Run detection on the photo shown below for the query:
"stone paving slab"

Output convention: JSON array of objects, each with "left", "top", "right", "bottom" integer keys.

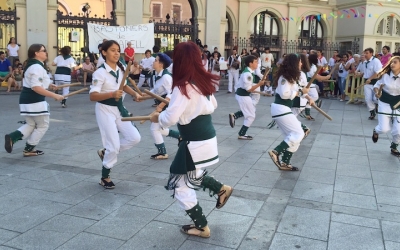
[{"left": 0, "top": 93, "right": 400, "bottom": 249}]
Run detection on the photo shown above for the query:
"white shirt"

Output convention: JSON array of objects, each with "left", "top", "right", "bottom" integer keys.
[
  {"left": 96, "top": 56, "right": 105, "bottom": 68},
  {"left": 260, "top": 53, "right": 274, "bottom": 68},
  {"left": 140, "top": 57, "right": 156, "bottom": 72},
  {"left": 53, "top": 55, "right": 76, "bottom": 69},
  {"left": 307, "top": 64, "right": 318, "bottom": 86},
  {"left": 7, "top": 44, "right": 19, "bottom": 57},
  {"left": 328, "top": 57, "right": 336, "bottom": 68},
  {"left": 356, "top": 61, "right": 366, "bottom": 74},
  {"left": 363, "top": 57, "right": 382, "bottom": 78},
  {"left": 317, "top": 56, "right": 328, "bottom": 67},
  {"left": 90, "top": 62, "right": 126, "bottom": 94},
  {"left": 275, "top": 76, "right": 299, "bottom": 100},
  {"left": 167, "top": 63, "right": 173, "bottom": 74},
  {"left": 338, "top": 63, "right": 348, "bottom": 78},
  {"left": 236, "top": 67, "right": 254, "bottom": 91},
  {"left": 151, "top": 70, "right": 172, "bottom": 96},
  {"left": 374, "top": 72, "right": 400, "bottom": 96},
  {"left": 23, "top": 64, "right": 51, "bottom": 89},
  {"left": 159, "top": 84, "right": 217, "bottom": 127}
]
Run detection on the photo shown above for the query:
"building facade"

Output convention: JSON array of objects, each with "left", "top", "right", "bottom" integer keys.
[{"left": 1, "top": 0, "right": 399, "bottom": 64}]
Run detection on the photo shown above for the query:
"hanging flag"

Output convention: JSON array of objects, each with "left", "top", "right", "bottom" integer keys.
[
  {"left": 290, "top": 17, "right": 294, "bottom": 21},
  {"left": 361, "top": 14, "right": 365, "bottom": 17},
  {"left": 340, "top": 14, "right": 344, "bottom": 18},
  {"left": 369, "top": 14, "right": 372, "bottom": 17},
  {"left": 317, "top": 15, "right": 321, "bottom": 21},
  {"left": 323, "top": 13, "right": 327, "bottom": 20}
]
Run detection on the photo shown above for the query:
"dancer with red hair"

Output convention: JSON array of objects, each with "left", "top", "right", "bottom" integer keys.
[{"left": 150, "top": 41, "right": 233, "bottom": 238}]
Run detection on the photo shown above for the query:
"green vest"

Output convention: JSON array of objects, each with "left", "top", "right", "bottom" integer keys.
[{"left": 19, "top": 59, "right": 47, "bottom": 104}]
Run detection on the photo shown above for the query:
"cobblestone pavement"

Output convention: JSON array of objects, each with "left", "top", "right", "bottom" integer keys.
[{"left": 0, "top": 89, "right": 400, "bottom": 250}]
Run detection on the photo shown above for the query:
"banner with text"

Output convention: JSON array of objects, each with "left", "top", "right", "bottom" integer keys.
[{"left": 87, "top": 23, "right": 154, "bottom": 54}]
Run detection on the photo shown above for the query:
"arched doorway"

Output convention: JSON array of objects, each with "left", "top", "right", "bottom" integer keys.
[
  {"left": 298, "top": 16, "right": 324, "bottom": 48},
  {"left": 149, "top": 0, "right": 198, "bottom": 50},
  {"left": 250, "top": 11, "right": 280, "bottom": 58}
]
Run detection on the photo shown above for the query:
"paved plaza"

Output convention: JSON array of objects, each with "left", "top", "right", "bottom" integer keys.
[{"left": 0, "top": 88, "right": 400, "bottom": 250}]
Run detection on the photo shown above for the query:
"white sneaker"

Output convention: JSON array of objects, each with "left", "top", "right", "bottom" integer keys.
[{"left": 238, "top": 135, "right": 253, "bottom": 140}]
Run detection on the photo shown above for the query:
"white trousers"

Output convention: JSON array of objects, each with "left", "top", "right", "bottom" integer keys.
[
  {"left": 228, "top": 69, "right": 239, "bottom": 92},
  {"left": 174, "top": 168, "right": 205, "bottom": 210},
  {"left": 54, "top": 77, "right": 70, "bottom": 98},
  {"left": 364, "top": 84, "right": 377, "bottom": 111},
  {"left": 18, "top": 115, "right": 50, "bottom": 146},
  {"left": 375, "top": 114, "right": 400, "bottom": 144},
  {"left": 236, "top": 95, "right": 255, "bottom": 127},
  {"left": 273, "top": 112, "right": 304, "bottom": 152},
  {"left": 150, "top": 122, "right": 170, "bottom": 144},
  {"left": 95, "top": 103, "right": 141, "bottom": 169},
  {"left": 305, "top": 87, "right": 319, "bottom": 108},
  {"left": 291, "top": 107, "right": 305, "bottom": 117},
  {"left": 137, "top": 74, "right": 153, "bottom": 88}
]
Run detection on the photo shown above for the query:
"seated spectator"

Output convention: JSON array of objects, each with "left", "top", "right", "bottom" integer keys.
[
  {"left": 0, "top": 51, "right": 12, "bottom": 83},
  {"left": 129, "top": 60, "right": 141, "bottom": 81},
  {"left": 7, "top": 64, "right": 23, "bottom": 92},
  {"left": 81, "top": 56, "right": 96, "bottom": 86}
]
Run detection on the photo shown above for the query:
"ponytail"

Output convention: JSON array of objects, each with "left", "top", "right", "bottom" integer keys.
[{"left": 116, "top": 60, "right": 125, "bottom": 73}]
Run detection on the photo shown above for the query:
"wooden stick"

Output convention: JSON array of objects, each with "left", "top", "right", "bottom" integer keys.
[
  {"left": 306, "top": 66, "right": 323, "bottom": 88},
  {"left": 62, "top": 88, "right": 88, "bottom": 98},
  {"left": 393, "top": 100, "right": 400, "bottom": 109},
  {"left": 128, "top": 77, "right": 143, "bottom": 96},
  {"left": 138, "top": 95, "right": 154, "bottom": 101},
  {"left": 116, "top": 61, "right": 132, "bottom": 102},
  {"left": 56, "top": 83, "right": 81, "bottom": 88},
  {"left": 311, "top": 103, "right": 333, "bottom": 121},
  {"left": 261, "top": 67, "right": 270, "bottom": 81},
  {"left": 354, "top": 82, "right": 366, "bottom": 91},
  {"left": 140, "top": 111, "right": 157, "bottom": 124},
  {"left": 121, "top": 116, "right": 151, "bottom": 122},
  {"left": 143, "top": 89, "right": 169, "bottom": 105},
  {"left": 253, "top": 91, "right": 272, "bottom": 96}
]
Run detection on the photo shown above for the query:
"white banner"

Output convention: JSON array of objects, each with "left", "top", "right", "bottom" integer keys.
[{"left": 87, "top": 23, "right": 154, "bottom": 54}]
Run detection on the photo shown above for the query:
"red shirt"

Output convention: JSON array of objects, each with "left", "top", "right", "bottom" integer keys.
[{"left": 124, "top": 47, "right": 135, "bottom": 61}]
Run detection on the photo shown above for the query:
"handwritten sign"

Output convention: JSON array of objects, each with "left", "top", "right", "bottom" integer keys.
[{"left": 87, "top": 23, "right": 155, "bottom": 53}]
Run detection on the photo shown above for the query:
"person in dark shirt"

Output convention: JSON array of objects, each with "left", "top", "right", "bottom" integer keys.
[
  {"left": 0, "top": 51, "right": 12, "bottom": 81},
  {"left": 203, "top": 45, "right": 211, "bottom": 59}
]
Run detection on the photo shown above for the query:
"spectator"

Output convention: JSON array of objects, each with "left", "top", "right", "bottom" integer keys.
[
  {"left": 337, "top": 54, "right": 349, "bottom": 102},
  {"left": 276, "top": 53, "right": 286, "bottom": 67},
  {"left": 152, "top": 45, "right": 160, "bottom": 57},
  {"left": 240, "top": 48, "right": 249, "bottom": 58},
  {"left": 260, "top": 47, "right": 274, "bottom": 91},
  {"left": 380, "top": 46, "right": 392, "bottom": 67},
  {"left": 301, "top": 48, "right": 308, "bottom": 56},
  {"left": 124, "top": 42, "right": 135, "bottom": 64},
  {"left": 96, "top": 43, "right": 105, "bottom": 68},
  {"left": 13, "top": 58, "right": 20, "bottom": 69},
  {"left": 329, "top": 50, "right": 338, "bottom": 71},
  {"left": 7, "top": 37, "right": 19, "bottom": 66},
  {"left": 203, "top": 45, "right": 211, "bottom": 59},
  {"left": 81, "top": 56, "right": 96, "bottom": 86},
  {"left": 129, "top": 60, "right": 141, "bottom": 80},
  {"left": 0, "top": 51, "right": 12, "bottom": 86},
  {"left": 7, "top": 64, "right": 23, "bottom": 92},
  {"left": 209, "top": 52, "right": 220, "bottom": 92},
  {"left": 213, "top": 47, "right": 222, "bottom": 59}
]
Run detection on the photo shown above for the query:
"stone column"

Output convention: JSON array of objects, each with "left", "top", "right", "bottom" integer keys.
[
  {"left": 205, "top": 0, "right": 224, "bottom": 50},
  {"left": 114, "top": 0, "right": 126, "bottom": 26},
  {"left": 15, "top": 0, "right": 27, "bottom": 62},
  {"left": 26, "top": 0, "right": 48, "bottom": 46},
  {"left": 125, "top": 0, "right": 142, "bottom": 25},
  {"left": 237, "top": 0, "right": 249, "bottom": 39},
  {"left": 47, "top": 0, "right": 58, "bottom": 65},
  {"left": 286, "top": 4, "right": 298, "bottom": 41}
]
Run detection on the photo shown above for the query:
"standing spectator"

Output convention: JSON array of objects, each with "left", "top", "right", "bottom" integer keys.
[
  {"left": 328, "top": 50, "right": 338, "bottom": 71},
  {"left": 316, "top": 49, "right": 328, "bottom": 96},
  {"left": 7, "top": 37, "right": 19, "bottom": 66},
  {"left": 124, "top": 42, "right": 135, "bottom": 64},
  {"left": 152, "top": 45, "right": 160, "bottom": 57},
  {"left": 240, "top": 48, "right": 249, "bottom": 57},
  {"left": 337, "top": 54, "right": 349, "bottom": 102},
  {"left": 213, "top": 47, "right": 222, "bottom": 59},
  {"left": 260, "top": 47, "right": 274, "bottom": 91},
  {"left": 96, "top": 44, "right": 105, "bottom": 68},
  {"left": 276, "top": 54, "right": 286, "bottom": 67},
  {"left": 209, "top": 52, "right": 220, "bottom": 92},
  {"left": 81, "top": 56, "right": 96, "bottom": 86},
  {"left": 227, "top": 48, "right": 241, "bottom": 93},
  {"left": 201, "top": 52, "right": 208, "bottom": 72},
  {"left": 203, "top": 45, "right": 211, "bottom": 59},
  {"left": 380, "top": 46, "right": 392, "bottom": 67},
  {"left": 0, "top": 51, "right": 12, "bottom": 85},
  {"left": 301, "top": 48, "right": 308, "bottom": 56}
]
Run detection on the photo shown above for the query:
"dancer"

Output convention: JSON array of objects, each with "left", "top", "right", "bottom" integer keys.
[
  {"left": 362, "top": 48, "right": 383, "bottom": 120},
  {"left": 268, "top": 54, "right": 309, "bottom": 171},
  {"left": 304, "top": 54, "right": 331, "bottom": 120},
  {"left": 52, "top": 46, "right": 81, "bottom": 108},
  {"left": 372, "top": 56, "right": 400, "bottom": 156},
  {"left": 228, "top": 55, "right": 266, "bottom": 139},
  {"left": 150, "top": 41, "right": 232, "bottom": 238},
  {"left": 89, "top": 40, "right": 142, "bottom": 189},
  {"left": 4, "top": 44, "right": 64, "bottom": 156}
]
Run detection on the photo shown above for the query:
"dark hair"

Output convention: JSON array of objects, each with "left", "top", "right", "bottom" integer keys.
[
  {"left": 334, "top": 50, "right": 338, "bottom": 53},
  {"left": 101, "top": 40, "right": 125, "bottom": 73},
  {"left": 317, "top": 49, "right": 323, "bottom": 53},
  {"left": 164, "top": 50, "right": 173, "bottom": 60},
  {"left": 145, "top": 49, "right": 151, "bottom": 54},
  {"left": 347, "top": 50, "right": 353, "bottom": 56},
  {"left": 245, "top": 55, "right": 257, "bottom": 67},
  {"left": 0, "top": 51, "right": 4, "bottom": 56},
  {"left": 153, "top": 45, "right": 160, "bottom": 53},
  {"left": 383, "top": 46, "right": 390, "bottom": 51},
  {"left": 60, "top": 46, "right": 71, "bottom": 56},
  {"left": 302, "top": 48, "right": 307, "bottom": 51},
  {"left": 300, "top": 54, "right": 310, "bottom": 73},
  {"left": 8, "top": 37, "right": 15, "bottom": 45},
  {"left": 274, "top": 54, "right": 300, "bottom": 84},
  {"left": 28, "top": 44, "right": 45, "bottom": 59},
  {"left": 377, "top": 56, "right": 400, "bottom": 79},
  {"left": 265, "top": 47, "right": 270, "bottom": 51},
  {"left": 308, "top": 54, "right": 318, "bottom": 66},
  {"left": 204, "top": 45, "right": 208, "bottom": 48},
  {"left": 251, "top": 52, "right": 259, "bottom": 59},
  {"left": 172, "top": 41, "right": 220, "bottom": 98},
  {"left": 364, "top": 48, "right": 374, "bottom": 54},
  {"left": 393, "top": 52, "right": 400, "bottom": 56}
]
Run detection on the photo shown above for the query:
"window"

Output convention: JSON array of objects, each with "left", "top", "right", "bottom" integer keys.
[
  {"left": 152, "top": 4, "right": 161, "bottom": 18},
  {"left": 253, "top": 12, "right": 279, "bottom": 36},
  {"left": 298, "top": 16, "right": 324, "bottom": 45},
  {"left": 376, "top": 16, "right": 400, "bottom": 36},
  {"left": 173, "top": 5, "right": 181, "bottom": 22}
]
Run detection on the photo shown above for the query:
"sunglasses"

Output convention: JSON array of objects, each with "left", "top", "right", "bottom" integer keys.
[{"left": 39, "top": 49, "right": 47, "bottom": 52}]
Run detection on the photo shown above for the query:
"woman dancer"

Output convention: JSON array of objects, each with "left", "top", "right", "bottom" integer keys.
[
  {"left": 372, "top": 56, "right": 400, "bottom": 156},
  {"left": 150, "top": 41, "right": 233, "bottom": 238},
  {"left": 89, "top": 40, "right": 141, "bottom": 189},
  {"left": 4, "top": 44, "right": 64, "bottom": 156},
  {"left": 268, "top": 54, "right": 309, "bottom": 171}
]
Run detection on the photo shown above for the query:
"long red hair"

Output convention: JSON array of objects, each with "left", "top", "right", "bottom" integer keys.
[{"left": 172, "top": 41, "right": 219, "bottom": 98}]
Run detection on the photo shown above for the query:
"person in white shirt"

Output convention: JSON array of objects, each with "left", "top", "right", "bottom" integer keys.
[
  {"left": 316, "top": 49, "right": 328, "bottom": 96},
  {"left": 372, "top": 56, "right": 400, "bottom": 156},
  {"left": 260, "top": 47, "right": 274, "bottom": 91},
  {"left": 7, "top": 37, "right": 19, "bottom": 66},
  {"left": 137, "top": 49, "right": 155, "bottom": 88},
  {"left": 90, "top": 40, "right": 142, "bottom": 189},
  {"left": 227, "top": 48, "right": 241, "bottom": 93},
  {"left": 52, "top": 46, "right": 81, "bottom": 108},
  {"left": 328, "top": 50, "right": 338, "bottom": 71},
  {"left": 150, "top": 41, "right": 232, "bottom": 238},
  {"left": 209, "top": 52, "right": 220, "bottom": 92},
  {"left": 337, "top": 54, "right": 349, "bottom": 102},
  {"left": 361, "top": 48, "right": 383, "bottom": 120}
]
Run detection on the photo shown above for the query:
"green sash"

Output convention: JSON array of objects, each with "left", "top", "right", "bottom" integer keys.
[
  {"left": 274, "top": 93, "right": 293, "bottom": 108},
  {"left": 292, "top": 81, "right": 301, "bottom": 108},
  {"left": 19, "top": 87, "right": 45, "bottom": 104},
  {"left": 55, "top": 67, "right": 71, "bottom": 75},
  {"left": 380, "top": 90, "right": 400, "bottom": 109},
  {"left": 63, "top": 55, "right": 72, "bottom": 60}
]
